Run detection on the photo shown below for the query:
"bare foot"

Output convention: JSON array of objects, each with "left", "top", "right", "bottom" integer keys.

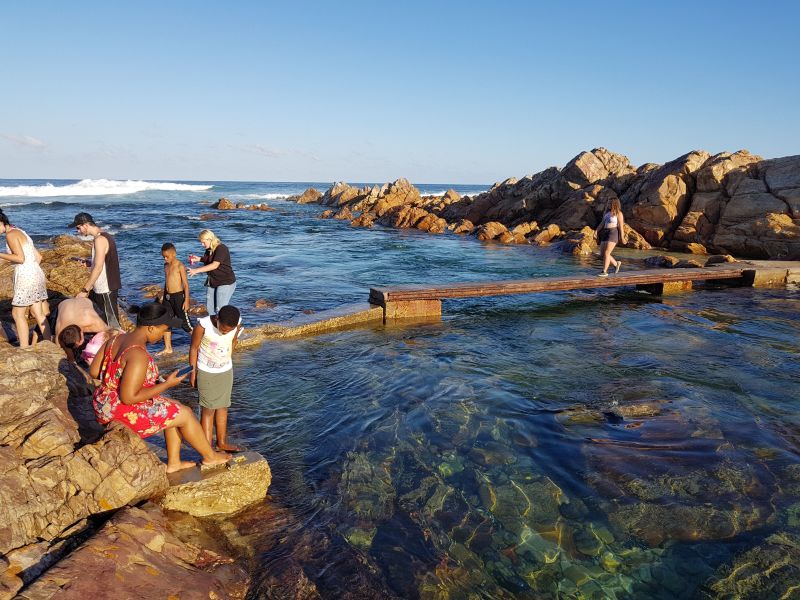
[
  {"left": 201, "top": 452, "right": 232, "bottom": 468},
  {"left": 166, "top": 460, "right": 196, "bottom": 473},
  {"left": 156, "top": 348, "right": 173, "bottom": 356},
  {"left": 216, "top": 442, "right": 244, "bottom": 453}
]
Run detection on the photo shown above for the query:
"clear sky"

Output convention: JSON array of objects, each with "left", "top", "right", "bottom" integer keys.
[{"left": 1, "top": 0, "right": 798, "bottom": 184}]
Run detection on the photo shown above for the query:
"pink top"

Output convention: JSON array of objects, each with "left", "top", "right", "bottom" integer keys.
[{"left": 82, "top": 330, "right": 119, "bottom": 364}]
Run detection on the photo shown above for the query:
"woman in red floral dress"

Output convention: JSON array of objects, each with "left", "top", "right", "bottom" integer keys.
[{"left": 90, "top": 302, "right": 230, "bottom": 472}]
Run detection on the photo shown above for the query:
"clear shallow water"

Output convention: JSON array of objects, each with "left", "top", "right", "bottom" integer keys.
[{"left": 3, "top": 179, "right": 799, "bottom": 598}]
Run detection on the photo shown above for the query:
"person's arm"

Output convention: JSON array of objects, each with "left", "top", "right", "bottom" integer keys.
[
  {"left": 162, "top": 263, "right": 168, "bottom": 302},
  {"left": 89, "top": 339, "right": 110, "bottom": 379},
  {"left": 618, "top": 214, "right": 627, "bottom": 244},
  {"left": 0, "top": 231, "right": 26, "bottom": 264},
  {"left": 231, "top": 323, "right": 243, "bottom": 353},
  {"left": 77, "top": 235, "right": 109, "bottom": 297},
  {"left": 179, "top": 263, "right": 190, "bottom": 309},
  {"left": 119, "top": 348, "right": 187, "bottom": 405},
  {"left": 188, "top": 260, "right": 220, "bottom": 276},
  {"left": 188, "top": 324, "right": 204, "bottom": 387}
]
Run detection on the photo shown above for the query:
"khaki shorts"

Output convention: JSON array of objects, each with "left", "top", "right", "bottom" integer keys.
[{"left": 197, "top": 368, "right": 233, "bottom": 410}]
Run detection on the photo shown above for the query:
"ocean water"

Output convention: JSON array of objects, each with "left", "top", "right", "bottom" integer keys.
[{"left": 2, "top": 179, "right": 799, "bottom": 598}]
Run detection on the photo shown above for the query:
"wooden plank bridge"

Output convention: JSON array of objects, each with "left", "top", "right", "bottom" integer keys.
[{"left": 368, "top": 264, "right": 792, "bottom": 320}]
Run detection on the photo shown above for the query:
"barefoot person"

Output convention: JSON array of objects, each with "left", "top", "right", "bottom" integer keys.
[
  {"left": 595, "top": 198, "right": 627, "bottom": 277},
  {"left": 158, "top": 242, "right": 193, "bottom": 355},
  {"left": 189, "top": 305, "right": 243, "bottom": 452},
  {"left": 89, "top": 302, "right": 229, "bottom": 472},
  {"left": 0, "top": 209, "right": 51, "bottom": 347},
  {"left": 69, "top": 212, "right": 123, "bottom": 329},
  {"left": 187, "top": 229, "right": 236, "bottom": 316}
]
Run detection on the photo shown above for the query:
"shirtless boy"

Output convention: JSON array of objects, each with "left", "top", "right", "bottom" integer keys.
[{"left": 159, "top": 243, "right": 193, "bottom": 355}]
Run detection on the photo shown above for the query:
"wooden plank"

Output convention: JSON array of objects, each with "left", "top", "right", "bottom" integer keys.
[{"left": 369, "top": 267, "right": 746, "bottom": 305}]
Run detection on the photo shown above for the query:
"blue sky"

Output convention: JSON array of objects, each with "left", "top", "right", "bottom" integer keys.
[{"left": 1, "top": 0, "right": 798, "bottom": 183}]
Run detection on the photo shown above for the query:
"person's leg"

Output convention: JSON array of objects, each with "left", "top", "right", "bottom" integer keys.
[
  {"left": 158, "top": 331, "right": 174, "bottom": 355},
  {"left": 11, "top": 306, "right": 31, "bottom": 348},
  {"left": 215, "top": 282, "right": 236, "bottom": 310},
  {"left": 200, "top": 407, "right": 215, "bottom": 444},
  {"left": 601, "top": 242, "right": 618, "bottom": 273},
  {"left": 164, "top": 427, "right": 195, "bottom": 472},
  {"left": 206, "top": 286, "right": 216, "bottom": 315},
  {"left": 214, "top": 408, "right": 242, "bottom": 452},
  {"left": 170, "top": 404, "right": 230, "bottom": 466},
  {"left": 29, "top": 301, "right": 52, "bottom": 342},
  {"left": 606, "top": 241, "right": 618, "bottom": 270}
]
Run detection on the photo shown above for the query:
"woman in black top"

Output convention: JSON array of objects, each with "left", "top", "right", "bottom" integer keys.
[{"left": 188, "top": 229, "right": 236, "bottom": 315}]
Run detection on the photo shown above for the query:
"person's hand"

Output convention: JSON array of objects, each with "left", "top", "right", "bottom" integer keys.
[
  {"left": 190, "top": 368, "right": 197, "bottom": 388},
  {"left": 76, "top": 290, "right": 89, "bottom": 298},
  {"left": 187, "top": 268, "right": 197, "bottom": 278},
  {"left": 165, "top": 369, "right": 189, "bottom": 387},
  {"left": 182, "top": 298, "right": 190, "bottom": 311},
  {"left": 188, "top": 254, "right": 200, "bottom": 265}
]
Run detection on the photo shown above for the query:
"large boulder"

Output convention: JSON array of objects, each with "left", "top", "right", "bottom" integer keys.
[
  {"left": 712, "top": 163, "right": 800, "bottom": 259},
  {"left": 320, "top": 182, "right": 362, "bottom": 207},
  {"left": 623, "top": 150, "right": 711, "bottom": 246},
  {"left": 294, "top": 187, "right": 323, "bottom": 204},
  {"left": 211, "top": 198, "right": 235, "bottom": 210},
  {"left": 372, "top": 178, "right": 422, "bottom": 217},
  {"left": 694, "top": 150, "right": 761, "bottom": 193},
  {"left": 474, "top": 222, "right": 509, "bottom": 242}
]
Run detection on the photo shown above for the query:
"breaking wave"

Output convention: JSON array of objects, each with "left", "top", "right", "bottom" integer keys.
[{"left": 0, "top": 179, "right": 213, "bottom": 197}]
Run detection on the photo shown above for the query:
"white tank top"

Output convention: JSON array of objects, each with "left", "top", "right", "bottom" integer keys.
[
  {"left": 196, "top": 316, "right": 240, "bottom": 373},
  {"left": 604, "top": 213, "right": 618, "bottom": 228},
  {"left": 91, "top": 237, "right": 110, "bottom": 294}
]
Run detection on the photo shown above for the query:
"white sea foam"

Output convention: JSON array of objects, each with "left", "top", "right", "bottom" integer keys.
[{"left": 0, "top": 179, "right": 213, "bottom": 198}]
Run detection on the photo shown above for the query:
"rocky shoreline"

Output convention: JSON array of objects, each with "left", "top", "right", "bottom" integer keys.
[{"left": 271, "top": 148, "right": 800, "bottom": 261}]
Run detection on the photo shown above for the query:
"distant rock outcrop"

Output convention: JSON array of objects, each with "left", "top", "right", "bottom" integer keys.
[{"left": 296, "top": 148, "right": 800, "bottom": 260}]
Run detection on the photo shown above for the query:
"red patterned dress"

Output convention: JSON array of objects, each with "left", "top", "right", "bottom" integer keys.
[{"left": 93, "top": 343, "right": 181, "bottom": 438}]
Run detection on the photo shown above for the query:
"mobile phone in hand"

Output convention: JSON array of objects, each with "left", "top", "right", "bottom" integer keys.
[{"left": 176, "top": 365, "right": 193, "bottom": 378}]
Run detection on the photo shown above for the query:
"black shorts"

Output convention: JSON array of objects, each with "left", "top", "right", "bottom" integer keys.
[
  {"left": 599, "top": 227, "right": 619, "bottom": 244},
  {"left": 163, "top": 291, "right": 193, "bottom": 332}
]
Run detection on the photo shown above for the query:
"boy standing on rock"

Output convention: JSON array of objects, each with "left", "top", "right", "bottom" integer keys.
[
  {"left": 158, "top": 243, "right": 193, "bottom": 355},
  {"left": 189, "top": 304, "right": 243, "bottom": 452}
]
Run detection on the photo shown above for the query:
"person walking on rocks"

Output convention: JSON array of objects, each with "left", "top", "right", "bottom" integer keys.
[
  {"left": 187, "top": 229, "right": 236, "bottom": 315},
  {"left": 0, "top": 209, "right": 51, "bottom": 346},
  {"left": 595, "top": 198, "right": 627, "bottom": 277},
  {"left": 69, "top": 212, "right": 123, "bottom": 329},
  {"left": 89, "top": 302, "right": 230, "bottom": 472}
]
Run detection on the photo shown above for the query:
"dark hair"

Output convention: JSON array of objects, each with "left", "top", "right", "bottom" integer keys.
[
  {"left": 161, "top": 242, "right": 176, "bottom": 252},
  {"left": 130, "top": 302, "right": 172, "bottom": 327},
  {"left": 218, "top": 305, "right": 240, "bottom": 328},
  {"left": 0, "top": 209, "right": 10, "bottom": 227},
  {"left": 58, "top": 325, "right": 83, "bottom": 349}
]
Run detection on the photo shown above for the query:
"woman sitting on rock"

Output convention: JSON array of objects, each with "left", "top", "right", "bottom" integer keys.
[
  {"left": 89, "top": 302, "right": 230, "bottom": 472},
  {"left": 595, "top": 198, "right": 628, "bottom": 277},
  {"left": 0, "top": 208, "right": 51, "bottom": 346},
  {"left": 188, "top": 229, "right": 236, "bottom": 316}
]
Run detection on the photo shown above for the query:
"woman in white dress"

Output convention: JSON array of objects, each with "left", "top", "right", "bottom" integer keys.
[{"left": 0, "top": 209, "right": 51, "bottom": 347}]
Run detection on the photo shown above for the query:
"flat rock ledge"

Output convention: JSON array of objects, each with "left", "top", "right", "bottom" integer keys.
[
  {"left": 160, "top": 452, "right": 272, "bottom": 518},
  {"left": 15, "top": 504, "right": 249, "bottom": 600}
]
